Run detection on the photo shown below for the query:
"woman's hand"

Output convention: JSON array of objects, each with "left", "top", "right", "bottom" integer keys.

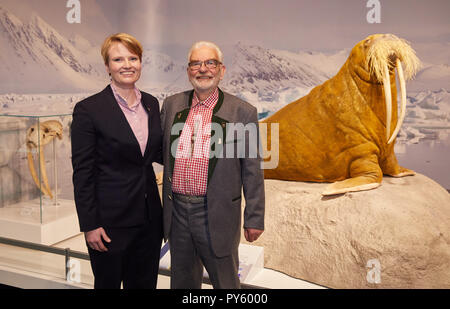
[{"left": 85, "top": 227, "right": 111, "bottom": 252}]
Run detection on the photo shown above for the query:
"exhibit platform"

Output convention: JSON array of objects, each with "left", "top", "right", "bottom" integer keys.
[
  {"left": 0, "top": 233, "right": 325, "bottom": 289},
  {"left": 0, "top": 198, "right": 80, "bottom": 245}
]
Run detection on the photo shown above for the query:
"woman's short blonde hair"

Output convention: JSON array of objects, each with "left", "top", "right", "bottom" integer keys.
[{"left": 101, "top": 33, "right": 143, "bottom": 65}]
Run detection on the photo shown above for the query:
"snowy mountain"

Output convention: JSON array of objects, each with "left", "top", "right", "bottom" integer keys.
[
  {"left": 0, "top": 4, "right": 447, "bottom": 119},
  {"left": 0, "top": 6, "right": 105, "bottom": 93},
  {"left": 139, "top": 50, "right": 188, "bottom": 95},
  {"left": 139, "top": 42, "right": 349, "bottom": 105},
  {"left": 201, "top": 42, "right": 348, "bottom": 115},
  {"left": 221, "top": 42, "right": 346, "bottom": 96}
]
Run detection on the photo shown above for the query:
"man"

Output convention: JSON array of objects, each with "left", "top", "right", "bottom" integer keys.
[{"left": 160, "top": 41, "right": 265, "bottom": 289}]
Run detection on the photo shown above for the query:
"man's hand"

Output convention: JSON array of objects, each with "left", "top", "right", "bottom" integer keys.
[
  {"left": 85, "top": 227, "right": 111, "bottom": 252},
  {"left": 244, "top": 228, "right": 263, "bottom": 242}
]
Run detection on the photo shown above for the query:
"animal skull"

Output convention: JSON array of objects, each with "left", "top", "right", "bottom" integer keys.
[{"left": 26, "top": 120, "right": 63, "bottom": 199}]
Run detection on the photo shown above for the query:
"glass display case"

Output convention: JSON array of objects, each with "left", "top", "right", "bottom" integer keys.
[{"left": 0, "top": 113, "right": 79, "bottom": 245}]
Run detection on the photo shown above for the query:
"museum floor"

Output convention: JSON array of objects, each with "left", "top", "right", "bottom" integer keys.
[{"left": 0, "top": 233, "right": 325, "bottom": 289}]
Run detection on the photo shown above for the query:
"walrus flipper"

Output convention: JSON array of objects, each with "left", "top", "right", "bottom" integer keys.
[
  {"left": 322, "top": 155, "right": 382, "bottom": 196},
  {"left": 322, "top": 177, "right": 381, "bottom": 196},
  {"left": 386, "top": 167, "right": 416, "bottom": 178},
  {"left": 380, "top": 150, "right": 416, "bottom": 178}
]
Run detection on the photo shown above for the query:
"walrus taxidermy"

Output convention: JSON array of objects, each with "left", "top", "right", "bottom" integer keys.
[{"left": 262, "top": 34, "right": 421, "bottom": 195}]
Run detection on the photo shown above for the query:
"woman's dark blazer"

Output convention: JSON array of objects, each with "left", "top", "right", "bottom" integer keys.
[{"left": 71, "top": 85, "right": 163, "bottom": 233}]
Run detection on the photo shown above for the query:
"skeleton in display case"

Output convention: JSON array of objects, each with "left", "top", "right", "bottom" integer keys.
[{"left": 25, "top": 120, "right": 63, "bottom": 200}]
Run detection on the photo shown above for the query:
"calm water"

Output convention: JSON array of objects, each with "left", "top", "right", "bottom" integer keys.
[{"left": 395, "top": 138, "right": 450, "bottom": 190}]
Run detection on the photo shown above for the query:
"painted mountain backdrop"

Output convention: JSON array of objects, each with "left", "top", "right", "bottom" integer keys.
[
  {"left": 1, "top": 6, "right": 448, "bottom": 97},
  {"left": 0, "top": 5, "right": 448, "bottom": 188}
]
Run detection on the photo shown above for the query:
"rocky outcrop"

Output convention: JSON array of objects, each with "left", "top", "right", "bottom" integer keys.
[{"left": 242, "top": 174, "right": 450, "bottom": 288}]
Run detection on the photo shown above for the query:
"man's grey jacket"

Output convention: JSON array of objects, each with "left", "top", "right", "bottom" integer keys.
[{"left": 160, "top": 88, "right": 265, "bottom": 258}]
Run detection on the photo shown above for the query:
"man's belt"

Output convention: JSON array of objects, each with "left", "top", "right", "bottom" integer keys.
[{"left": 173, "top": 193, "right": 206, "bottom": 204}]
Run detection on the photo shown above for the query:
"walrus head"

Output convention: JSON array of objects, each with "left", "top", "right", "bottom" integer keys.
[{"left": 349, "top": 34, "right": 421, "bottom": 144}]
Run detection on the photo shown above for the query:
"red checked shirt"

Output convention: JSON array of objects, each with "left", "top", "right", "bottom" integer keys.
[{"left": 172, "top": 88, "right": 219, "bottom": 196}]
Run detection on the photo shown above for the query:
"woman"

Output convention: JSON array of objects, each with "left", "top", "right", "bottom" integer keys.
[{"left": 71, "top": 33, "right": 163, "bottom": 289}]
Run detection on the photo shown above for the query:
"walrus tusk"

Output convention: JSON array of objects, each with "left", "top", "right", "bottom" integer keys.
[
  {"left": 27, "top": 146, "right": 42, "bottom": 195},
  {"left": 39, "top": 145, "right": 53, "bottom": 199},
  {"left": 387, "top": 59, "right": 407, "bottom": 144},
  {"left": 383, "top": 63, "right": 392, "bottom": 142},
  {"left": 27, "top": 145, "right": 52, "bottom": 198}
]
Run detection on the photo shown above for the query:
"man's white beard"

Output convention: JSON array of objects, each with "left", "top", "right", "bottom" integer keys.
[{"left": 190, "top": 75, "right": 220, "bottom": 95}]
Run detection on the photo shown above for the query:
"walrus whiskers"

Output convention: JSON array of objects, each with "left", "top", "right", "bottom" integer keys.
[{"left": 366, "top": 34, "right": 421, "bottom": 82}]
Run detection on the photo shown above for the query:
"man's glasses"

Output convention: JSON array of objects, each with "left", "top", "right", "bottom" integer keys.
[{"left": 188, "top": 59, "right": 222, "bottom": 71}]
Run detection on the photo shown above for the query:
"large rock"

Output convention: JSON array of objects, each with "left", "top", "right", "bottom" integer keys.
[{"left": 241, "top": 174, "right": 450, "bottom": 288}]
